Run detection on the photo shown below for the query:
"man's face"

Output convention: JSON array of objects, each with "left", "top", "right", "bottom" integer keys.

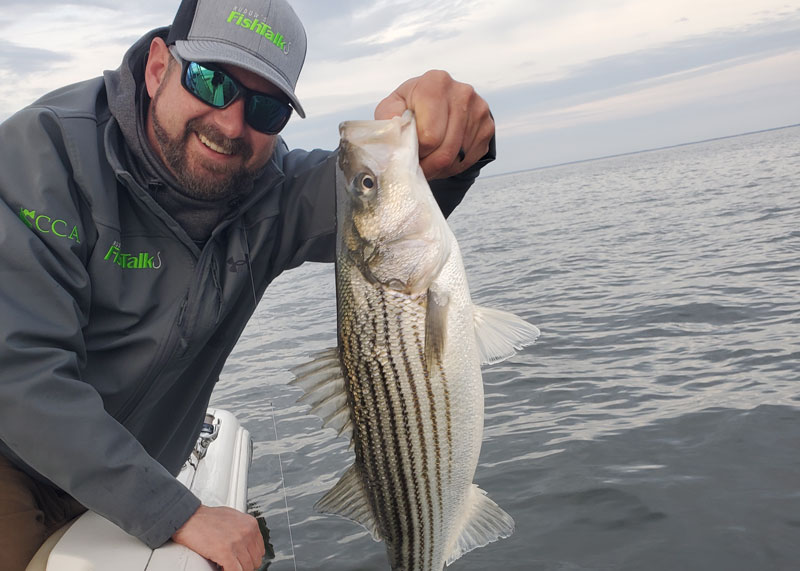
[{"left": 146, "top": 51, "right": 280, "bottom": 200}]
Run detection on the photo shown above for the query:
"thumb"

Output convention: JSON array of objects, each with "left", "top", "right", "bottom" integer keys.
[
  {"left": 374, "top": 76, "right": 419, "bottom": 120},
  {"left": 374, "top": 91, "right": 408, "bottom": 120}
]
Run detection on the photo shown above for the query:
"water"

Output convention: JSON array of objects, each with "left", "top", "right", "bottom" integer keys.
[{"left": 211, "top": 125, "right": 800, "bottom": 570}]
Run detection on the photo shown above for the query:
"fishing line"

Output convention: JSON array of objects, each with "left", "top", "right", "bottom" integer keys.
[
  {"left": 243, "top": 229, "right": 299, "bottom": 571},
  {"left": 269, "top": 401, "right": 298, "bottom": 571}
]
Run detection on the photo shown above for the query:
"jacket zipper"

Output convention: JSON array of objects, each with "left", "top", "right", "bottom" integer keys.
[
  {"left": 115, "top": 290, "right": 189, "bottom": 424},
  {"left": 111, "top": 168, "right": 283, "bottom": 424}
]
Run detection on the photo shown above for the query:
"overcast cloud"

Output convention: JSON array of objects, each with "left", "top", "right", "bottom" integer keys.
[{"left": 1, "top": 0, "right": 798, "bottom": 174}]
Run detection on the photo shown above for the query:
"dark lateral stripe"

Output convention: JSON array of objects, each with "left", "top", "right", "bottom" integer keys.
[
  {"left": 398, "top": 303, "right": 436, "bottom": 568},
  {"left": 365, "top": 294, "right": 410, "bottom": 554},
  {"left": 381, "top": 295, "right": 426, "bottom": 569},
  {"left": 368, "top": 323, "right": 405, "bottom": 550},
  {"left": 341, "top": 302, "right": 397, "bottom": 545},
  {"left": 381, "top": 292, "right": 428, "bottom": 569},
  {"left": 341, "top": 281, "right": 459, "bottom": 569},
  {"left": 412, "top": 317, "right": 445, "bottom": 544},
  {"left": 339, "top": 313, "right": 386, "bottom": 536},
  {"left": 435, "top": 352, "right": 453, "bottom": 482}
]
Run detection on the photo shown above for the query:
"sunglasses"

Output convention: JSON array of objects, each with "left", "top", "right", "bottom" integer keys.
[{"left": 169, "top": 46, "right": 293, "bottom": 135}]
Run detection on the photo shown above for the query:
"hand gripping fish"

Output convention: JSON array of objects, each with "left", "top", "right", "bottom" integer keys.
[{"left": 291, "top": 111, "right": 540, "bottom": 570}]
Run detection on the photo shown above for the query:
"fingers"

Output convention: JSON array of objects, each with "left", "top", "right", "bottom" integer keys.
[
  {"left": 172, "top": 505, "right": 265, "bottom": 571},
  {"left": 374, "top": 79, "right": 414, "bottom": 121},
  {"left": 374, "top": 70, "right": 495, "bottom": 180},
  {"left": 243, "top": 529, "right": 265, "bottom": 571}
]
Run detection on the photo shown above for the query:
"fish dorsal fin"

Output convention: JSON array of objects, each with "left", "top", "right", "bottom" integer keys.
[
  {"left": 315, "top": 464, "right": 382, "bottom": 541},
  {"left": 446, "top": 484, "right": 515, "bottom": 566},
  {"left": 472, "top": 305, "right": 540, "bottom": 365},
  {"left": 289, "top": 348, "right": 353, "bottom": 439}
]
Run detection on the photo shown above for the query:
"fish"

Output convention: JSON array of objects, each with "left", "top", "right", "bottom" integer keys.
[{"left": 290, "top": 110, "right": 540, "bottom": 570}]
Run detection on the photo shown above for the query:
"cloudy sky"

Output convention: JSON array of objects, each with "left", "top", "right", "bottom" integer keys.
[{"left": 1, "top": 0, "right": 799, "bottom": 175}]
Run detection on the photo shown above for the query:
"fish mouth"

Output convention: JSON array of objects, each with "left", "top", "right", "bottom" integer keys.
[
  {"left": 339, "top": 110, "right": 413, "bottom": 135},
  {"left": 337, "top": 111, "right": 417, "bottom": 179},
  {"left": 337, "top": 140, "right": 354, "bottom": 175},
  {"left": 338, "top": 112, "right": 413, "bottom": 158}
]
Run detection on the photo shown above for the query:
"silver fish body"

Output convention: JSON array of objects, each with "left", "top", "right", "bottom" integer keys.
[{"left": 291, "top": 111, "right": 539, "bottom": 570}]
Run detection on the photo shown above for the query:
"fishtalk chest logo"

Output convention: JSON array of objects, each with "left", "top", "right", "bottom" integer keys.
[
  {"left": 227, "top": 8, "right": 290, "bottom": 54},
  {"left": 20, "top": 208, "right": 80, "bottom": 243},
  {"left": 105, "top": 241, "right": 162, "bottom": 270}
]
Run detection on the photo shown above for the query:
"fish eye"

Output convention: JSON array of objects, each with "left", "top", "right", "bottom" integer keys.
[{"left": 356, "top": 173, "right": 376, "bottom": 194}]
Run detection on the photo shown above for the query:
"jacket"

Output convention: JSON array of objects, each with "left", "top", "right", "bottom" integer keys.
[{"left": 0, "top": 29, "right": 487, "bottom": 548}]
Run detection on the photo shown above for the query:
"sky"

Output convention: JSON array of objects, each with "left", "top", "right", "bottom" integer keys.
[{"left": 1, "top": 0, "right": 798, "bottom": 175}]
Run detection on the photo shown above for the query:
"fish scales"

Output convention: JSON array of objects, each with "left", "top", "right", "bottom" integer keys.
[
  {"left": 336, "top": 228, "right": 486, "bottom": 569},
  {"left": 291, "top": 110, "right": 540, "bottom": 570},
  {"left": 339, "top": 279, "right": 455, "bottom": 568}
]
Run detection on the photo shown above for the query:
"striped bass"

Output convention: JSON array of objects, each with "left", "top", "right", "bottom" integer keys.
[{"left": 291, "top": 110, "right": 539, "bottom": 570}]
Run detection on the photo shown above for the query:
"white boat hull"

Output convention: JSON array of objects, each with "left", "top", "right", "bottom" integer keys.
[{"left": 27, "top": 408, "right": 252, "bottom": 571}]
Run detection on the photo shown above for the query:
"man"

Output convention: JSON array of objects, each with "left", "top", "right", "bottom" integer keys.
[{"left": 0, "top": 0, "right": 495, "bottom": 569}]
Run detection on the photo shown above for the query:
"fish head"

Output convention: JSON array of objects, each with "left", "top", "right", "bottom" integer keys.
[{"left": 336, "top": 111, "right": 449, "bottom": 294}]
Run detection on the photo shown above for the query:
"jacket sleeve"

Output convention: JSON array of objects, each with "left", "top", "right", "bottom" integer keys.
[
  {"left": 429, "top": 133, "right": 497, "bottom": 218},
  {"left": 271, "top": 133, "right": 497, "bottom": 269},
  {"left": 0, "top": 107, "right": 200, "bottom": 548}
]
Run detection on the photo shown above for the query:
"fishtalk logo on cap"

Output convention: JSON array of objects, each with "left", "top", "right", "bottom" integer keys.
[
  {"left": 168, "top": 0, "right": 307, "bottom": 117},
  {"left": 226, "top": 9, "right": 289, "bottom": 54}
]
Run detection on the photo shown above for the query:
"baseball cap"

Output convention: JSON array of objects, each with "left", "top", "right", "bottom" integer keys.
[{"left": 167, "top": 0, "right": 307, "bottom": 117}]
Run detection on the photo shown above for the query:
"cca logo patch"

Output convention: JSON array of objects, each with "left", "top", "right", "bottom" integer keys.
[{"left": 20, "top": 208, "right": 81, "bottom": 243}]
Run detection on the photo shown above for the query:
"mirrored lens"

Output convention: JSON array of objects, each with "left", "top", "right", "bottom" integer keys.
[
  {"left": 179, "top": 58, "right": 293, "bottom": 134},
  {"left": 184, "top": 62, "right": 238, "bottom": 108}
]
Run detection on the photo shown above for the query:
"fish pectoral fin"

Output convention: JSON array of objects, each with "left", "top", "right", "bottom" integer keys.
[
  {"left": 473, "top": 305, "right": 540, "bottom": 365},
  {"left": 314, "top": 464, "right": 382, "bottom": 542},
  {"left": 446, "top": 484, "right": 515, "bottom": 566},
  {"left": 425, "top": 288, "right": 449, "bottom": 368},
  {"left": 289, "top": 348, "right": 353, "bottom": 440}
]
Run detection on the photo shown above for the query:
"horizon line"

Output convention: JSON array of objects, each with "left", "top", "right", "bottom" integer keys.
[{"left": 489, "top": 122, "right": 800, "bottom": 178}]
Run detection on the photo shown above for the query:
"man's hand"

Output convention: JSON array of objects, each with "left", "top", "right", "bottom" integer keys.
[
  {"left": 374, "top": 70, "right": 494, "bottom": 180},
  {"left": 172, "top": 505, "right": 265, "bottom": 570}
]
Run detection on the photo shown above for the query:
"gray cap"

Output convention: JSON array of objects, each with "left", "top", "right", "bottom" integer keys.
[{"left": 167, "top": 0, "right": 307, "bottom": 117}]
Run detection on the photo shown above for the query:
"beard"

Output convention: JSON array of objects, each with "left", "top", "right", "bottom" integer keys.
[{"left": 150, "top": 86, "right": 265, "bottom": 201}]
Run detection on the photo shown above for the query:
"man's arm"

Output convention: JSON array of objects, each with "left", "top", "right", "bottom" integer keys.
[
  {"left": 0, "top": 105, "right": 267, "bottom": 569},
  {"left": 0, "top": 107, "right": 201, "bottom": 548},
  {"left": 429, "top": 132, "right": 497, "bottom": 218}
]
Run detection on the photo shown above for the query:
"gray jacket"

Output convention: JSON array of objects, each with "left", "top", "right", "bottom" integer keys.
[{"left": 0, "top": 30, "right": 486, "bottom": 549}]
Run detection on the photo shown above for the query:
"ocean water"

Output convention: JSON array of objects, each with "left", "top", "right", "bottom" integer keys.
[{"left": 211, "top": 125, "right": 800, "bottom": 570}]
